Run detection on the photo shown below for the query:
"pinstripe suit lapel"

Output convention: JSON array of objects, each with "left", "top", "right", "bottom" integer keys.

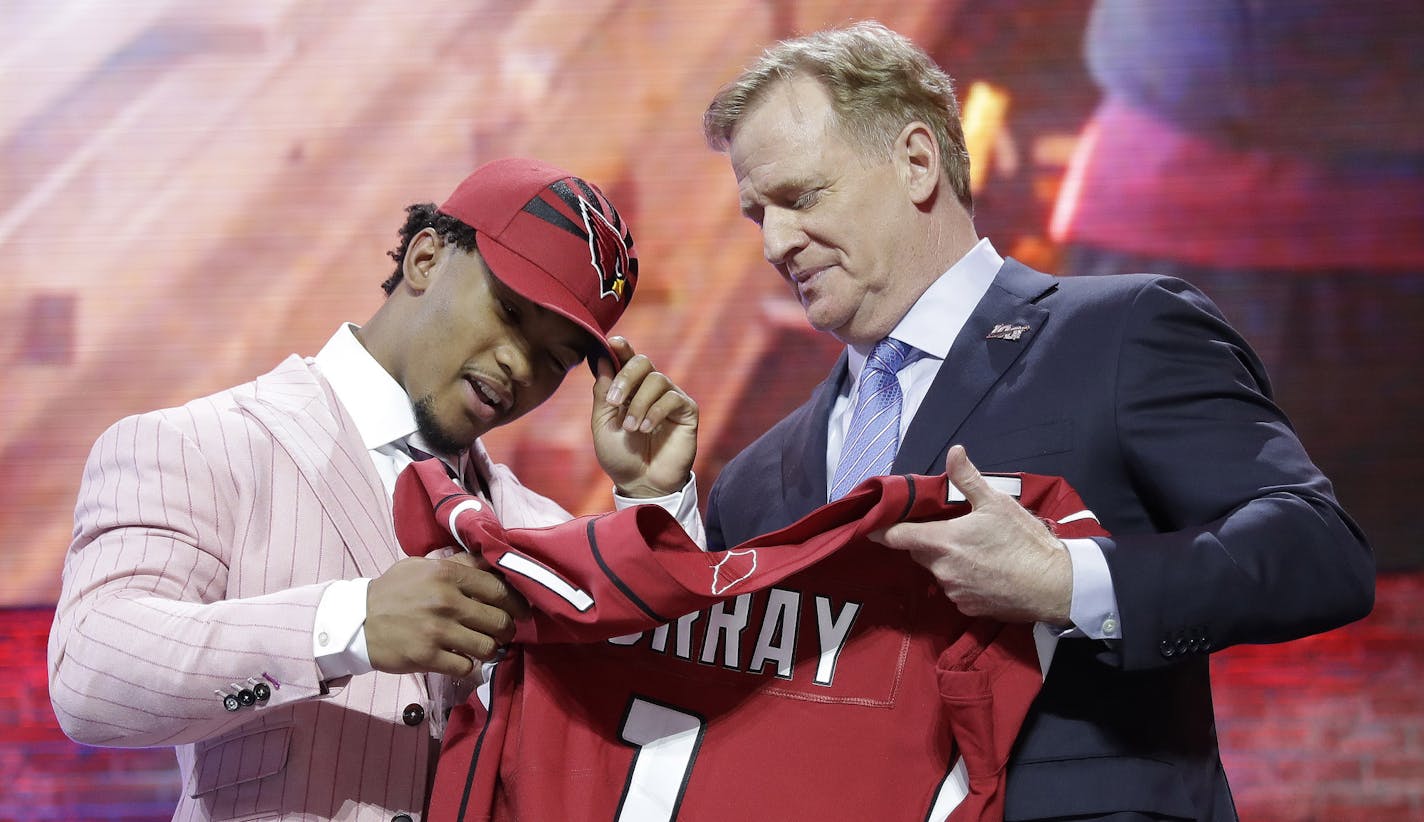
[
  {"left": 893, "top": 260, "right": 1056, "bottom": 476},
  {"left": 237, "top": 355, "right": 398, "bottom": 577},
  {"left": 466, "top": 439, "right": 575, "bottom": 528}
]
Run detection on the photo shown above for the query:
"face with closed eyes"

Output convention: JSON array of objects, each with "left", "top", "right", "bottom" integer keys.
[
  {"left": 372, "top": 229, "right": 592, "bottom": 454},
  {"left": 729, "top": 74, "right": 925, "bottom": 347}
]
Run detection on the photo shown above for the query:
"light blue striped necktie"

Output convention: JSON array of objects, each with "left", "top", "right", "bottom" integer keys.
[{"left": 830, "top": 337, "right": 915, "bottom": 501}]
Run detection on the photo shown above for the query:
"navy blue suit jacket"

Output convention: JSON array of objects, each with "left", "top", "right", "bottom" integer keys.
[{"left": 706, "top": 259, "right": 1374, "bottom": 820}]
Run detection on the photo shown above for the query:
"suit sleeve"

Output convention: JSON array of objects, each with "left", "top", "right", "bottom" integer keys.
[
  {"left": 1102, "top": 277, "right": 1374, "bottom": 669},
  {"left": 48, "top": 410, "right": 331, "bottom": 748}
]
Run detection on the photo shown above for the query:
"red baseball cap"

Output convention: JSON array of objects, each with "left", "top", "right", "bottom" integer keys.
[{"left": 437, "top": 158, "right": 638, "bottom": 369}]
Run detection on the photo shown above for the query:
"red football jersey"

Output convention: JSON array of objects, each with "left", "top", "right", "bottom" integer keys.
[{"left": 395, "top": 461, "right": 1108, "bottom": 822}]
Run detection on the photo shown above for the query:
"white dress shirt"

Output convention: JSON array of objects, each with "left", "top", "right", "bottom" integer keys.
[
  {"left": 825, "top": 239, "right": 1121, "bottom": 644},
  {"left": 309, "top": 323, "right": 703, "bottom": 679}
]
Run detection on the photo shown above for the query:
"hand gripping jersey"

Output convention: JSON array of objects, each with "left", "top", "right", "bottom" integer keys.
[{"left": 394, "top": 460, "right": 1109, "bottom": 822}]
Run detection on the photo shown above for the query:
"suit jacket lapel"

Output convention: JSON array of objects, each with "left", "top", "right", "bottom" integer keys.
[
  {"left": 784, "top": 351, "right": 848, "bottom": 516},
  {"left": 465, "top": 439, "right": 576, "bottom": 528},
  {"left": 894, "top": 259, "right": 1057, "bottom": 475},
  {"left": 237, "top": 355, "right": 397, "bottom": 578}
]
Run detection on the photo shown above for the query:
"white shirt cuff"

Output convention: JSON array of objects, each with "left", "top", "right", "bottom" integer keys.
[
  {"left": 613, "top": 472, "right": 707, "bottom": 550},
  {"left": 314, "top": 577, "right": 374, "bottom": 680},
  {"left": 1064, "top": 537, "right": 1121, "bottom": 640}
]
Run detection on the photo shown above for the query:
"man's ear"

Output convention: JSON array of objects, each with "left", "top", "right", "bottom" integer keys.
[
  {"left": 402, "top": 228, "right": 443, "bottom": 293},
  {"left": 897, "top": 121, "right": 940, "bottom": 206}
]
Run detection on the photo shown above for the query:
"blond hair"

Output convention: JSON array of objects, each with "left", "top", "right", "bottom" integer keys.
[{"left": 703, "top": 20, "right": 971, "bottom": 209}]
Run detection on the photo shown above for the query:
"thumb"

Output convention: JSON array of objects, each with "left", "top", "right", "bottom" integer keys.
[{"left": 944, "top": 444, "right": 992, "bottom": 507}]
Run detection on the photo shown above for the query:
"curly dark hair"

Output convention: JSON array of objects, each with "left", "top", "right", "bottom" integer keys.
[{"left": 381, "top": 203, "right": 480, "bottom": 294}]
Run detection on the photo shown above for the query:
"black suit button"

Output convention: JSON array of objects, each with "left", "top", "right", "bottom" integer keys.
[
  {"left": 222, "top": 694, "right": 241, "bottom": 712},
  {"left": 402, "top": 703, "right": 426, "bottom": 726},
  {"left": 253, "top": 682, "right": 271, "bottom": 702},
  {"left": 1159, "top": 639, "right": 1175, "bottom": 658},
  {"left": 237, "top": 689, "right": 257, "bottom": 706},
  {"left": 1175, "top": 637, "right": 1190, "bottom": 654}
]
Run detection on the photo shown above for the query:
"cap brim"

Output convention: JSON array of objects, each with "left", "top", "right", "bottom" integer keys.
[{"left": 474, "top": 233, "right": 620, "bottom": 374}]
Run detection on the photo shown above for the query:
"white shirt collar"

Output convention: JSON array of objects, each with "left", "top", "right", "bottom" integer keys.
[
  {"left": 312, "top": 323, "right": 418, "bottom": 452},
  {"left": 846, "top": 237, "right": 1003, "bottom": 377}
]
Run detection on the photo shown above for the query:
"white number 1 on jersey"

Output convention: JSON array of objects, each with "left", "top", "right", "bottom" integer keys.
[{"left": 616, "top": 697, "right": 707, "bottom": 821}]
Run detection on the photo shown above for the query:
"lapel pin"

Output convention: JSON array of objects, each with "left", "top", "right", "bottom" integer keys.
[{"left": 986, "top": 323, "right": 1031, "bottom": 341}]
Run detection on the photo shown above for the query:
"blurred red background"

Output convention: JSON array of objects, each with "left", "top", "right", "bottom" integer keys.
[{"left": 2, "top": 1, "right": 1419, "bottom": 818}]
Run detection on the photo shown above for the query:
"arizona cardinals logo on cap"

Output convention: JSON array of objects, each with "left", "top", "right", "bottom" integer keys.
[
  {"left": 578, "top": 196, "right": 632, "bottom": 301},
  {"left": 526, "top": 178, "right": 635, "bottom": 304}
]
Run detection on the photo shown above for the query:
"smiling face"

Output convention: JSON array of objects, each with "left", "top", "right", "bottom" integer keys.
[
  {"left": 365, "top": 228, "right": 592, "bottom": 454},
  {"left": 729, "top": 74, "right": 927, "bottom": 347}
]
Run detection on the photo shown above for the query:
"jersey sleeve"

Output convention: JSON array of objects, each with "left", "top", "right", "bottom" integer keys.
[{"left": 397, "top": 462, "right": 938, "bottom": 644}]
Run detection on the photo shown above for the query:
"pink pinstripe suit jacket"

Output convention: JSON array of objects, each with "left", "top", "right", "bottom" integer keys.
[{"left": 48, "top": 355, "right": 574, "bottom": 821}]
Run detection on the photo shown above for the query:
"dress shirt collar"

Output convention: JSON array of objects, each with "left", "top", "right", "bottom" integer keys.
[
  {"left": 845, "top": 237, "right": 1004, "bottom": 379},
  {"left": 313, "top": 323, "right": 419, "bottom": 452}
]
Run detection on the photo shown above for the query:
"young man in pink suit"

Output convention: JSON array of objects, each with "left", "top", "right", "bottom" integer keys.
[{"left": 47, "top": 158, "right": 702, "bottom": 821}]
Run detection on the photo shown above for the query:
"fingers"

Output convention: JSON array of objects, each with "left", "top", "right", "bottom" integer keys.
[
  {"left": 600, "top": 350, "right": 653, "bottom": 412},
  {"left": 430, "top": 546, "right": 480, "bottom": 567},
  {"left": 435, "top": 563, "right": 529, "bottom": 668},
  {"left": 597, "top": 345, "right": 696, "bottom": 434},
  {"left": 365, "top": 557, "right": 528, "bottom": 675},
  {"left": 438, "top": 601, "right": 513, "bottom": 661},
  {"left": 868, "top": 523, "right": 949, "bottom": 577},
  {"left": 870, "top": 469, "right": 1076, "bottom": 623},
  {"left": 625, "top": 378, "right": 698, "bottom": 434},
  {"left": 425, "top": 649, "right": 481, "bottom": 680},
  {"left": 441, "top": 546, "right": 494, "bottom": 572},
  {"left": 410, "top": 588, "right": 514, "bottom": 672},
  {"left": 592, "top": 336, "right": 632, "bottom": 389},
  {"left": 446, "top": 559, "right": 531, "bottom": 624},
  {"left": 606, "top": 336, "right": 635, "bottom": 371},
  {"left": 598, "top": 337, "right": 639, "bottom": 406},
  {"left": 867, "top": 522, "right": 917, "bottom": 550}
]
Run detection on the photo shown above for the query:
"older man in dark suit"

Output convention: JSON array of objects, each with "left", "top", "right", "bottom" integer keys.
[{"left": 702, "top": 21, "right": 1373, "bottom": 820}]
